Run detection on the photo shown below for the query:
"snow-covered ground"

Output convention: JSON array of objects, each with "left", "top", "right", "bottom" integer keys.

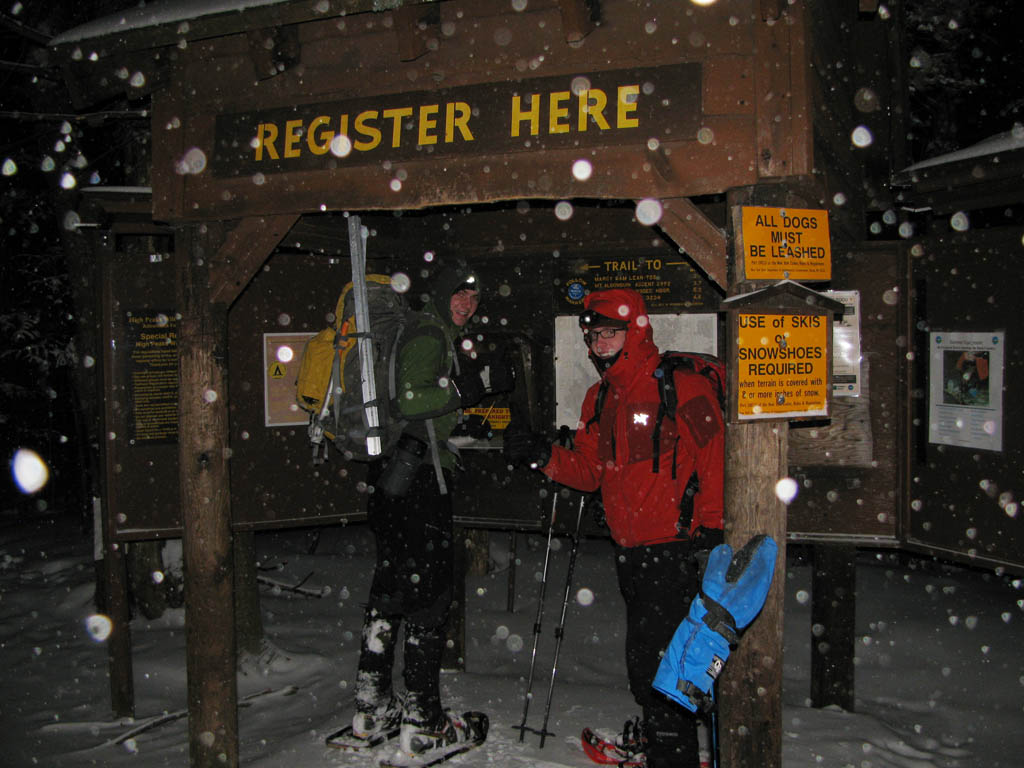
[{"left": 1, "top": 509, "right": 1021, "bottom": 767}]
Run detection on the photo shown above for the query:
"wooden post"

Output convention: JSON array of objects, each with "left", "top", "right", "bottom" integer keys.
[
  {"left": 718, "top": 422, "right": 787, "bottom": 768},
  {"left": 177, "top": 225, "right": 238, "bottom": 768},
  {"left": 810, "top": 544, "right": 856, "bottom": 711},
  {"left": 97, "top": 231, "right": 135, "bottom": 717},
  {"left": 234, "top": 531, "right": 265, "bottom": 657},
  {"left": 103, "top": 537, "right": 135, "bottom": 717},
  {"left": 718, "top": 187, "right": 788, "bottom": 768}
]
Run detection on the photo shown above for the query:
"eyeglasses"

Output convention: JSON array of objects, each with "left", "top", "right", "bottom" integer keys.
[{"left": 583, "top": 328, "right": 625, "bottom": 344}]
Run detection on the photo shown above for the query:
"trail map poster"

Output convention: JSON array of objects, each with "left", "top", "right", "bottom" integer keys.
[{"left": 928, "top": 331, "right": 1004, "bottom": 452}]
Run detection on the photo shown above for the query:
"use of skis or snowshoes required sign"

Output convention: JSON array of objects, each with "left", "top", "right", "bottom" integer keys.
[{"left": 734, "top": 312, "right": 830, "bottom": 420}]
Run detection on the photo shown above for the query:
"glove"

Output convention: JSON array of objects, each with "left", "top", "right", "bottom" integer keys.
[
  {"left": 690, "top": 526, "right": 725, "bottom": 575},
  {"left": 452, "top": 371, "right": 486, "bottom": 407},
  {"left": 652, "top": 534, "right": 778, "bottom": 712},
  {"left": 503, "top": 417, "right": 552, "bottom": 469}
]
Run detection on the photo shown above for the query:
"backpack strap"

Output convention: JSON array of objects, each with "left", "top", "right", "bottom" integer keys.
[
  {"left": 652, "top": 355, "right": 694, "bottom": 474},
  {"left": 584, "top": 379, "right": 610, "bottom": 432}
]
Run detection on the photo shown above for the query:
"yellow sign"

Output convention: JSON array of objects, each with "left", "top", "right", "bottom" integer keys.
[
  {"left": 741, "top": 206, "right": 831, "bottom": 281},
  {"left": 264, "top": 332, "right": 315, "bottom": 427},
  {"left": 735, "top": 313, "right": 829, "bottom": 420},
  {"left": 463, "top": 406, "right": 511, "bottom": 430}
]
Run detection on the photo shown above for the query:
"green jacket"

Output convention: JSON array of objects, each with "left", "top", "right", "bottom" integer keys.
[{"left": 394, "top": 298, "right": 463, "bottom": 470}]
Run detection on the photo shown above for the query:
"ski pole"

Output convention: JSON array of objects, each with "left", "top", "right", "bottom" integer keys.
[
  {"left": 710, "top": 708, "right": 720, "bottom": 768},
  {"left": 537, "top": 493, "right": 586, "bottom": 748},
  {"left": 513, "top": 491, "right": 558, "bottom": 742}
]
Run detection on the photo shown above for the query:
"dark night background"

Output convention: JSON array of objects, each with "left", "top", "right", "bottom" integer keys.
[{"left": 2, "top": 0, "right": 1023, "bottom": 517}]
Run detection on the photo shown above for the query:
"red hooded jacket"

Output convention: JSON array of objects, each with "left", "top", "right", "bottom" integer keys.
[{"left": 542, "top": 289, "right": 724, "bottom": 547}]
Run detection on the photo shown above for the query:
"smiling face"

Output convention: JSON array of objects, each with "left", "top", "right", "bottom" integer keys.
[
  {"left": 449, "top": 288, "right": 480, "bottom": 327},
  {"left": 585, "top": 326, "right": 627, "bottom": 359}
]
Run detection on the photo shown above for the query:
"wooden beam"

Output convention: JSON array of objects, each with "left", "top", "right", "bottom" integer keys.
[
  {"left": 657, "top": 197, "right": 728, "bottom": 291},
  {"left": 177, "top": 224, "right": 238, "bottom": 768},
  {"left": 557, "top": 0, "right": 596, "bottom": 44},
  {"left": 754, "top": 2, "right": 811, "bottom": 178},
  {"left": 246, "top": 25, "right": 301, "bottom": 80},
  {"left": 810, "top": 544, "right": 857, "bottom": 711},
  {"left": 394, "top": 3, "right": 441, "bottom": 62},
  {"left": 208, "top": 213, "right": 298, "bottom": 307}
]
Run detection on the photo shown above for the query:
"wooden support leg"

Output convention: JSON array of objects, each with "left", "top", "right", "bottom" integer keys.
[
  {"left": 718, "top": 420, "right": 787, "bottom": 768},
  {"left": 177, "top": 230, "right": 238, "bottom": 768},
  {"left": 810, "top": 544, "right": 857, "bottom": 711},
  {"left": 104, "top": 537, "right": 135, "bottom": 717}
]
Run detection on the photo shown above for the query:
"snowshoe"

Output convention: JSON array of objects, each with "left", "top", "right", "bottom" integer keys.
[
  {"left": 582, "top": 719, "right": 646, "bottom": 767},
  {"left": 378, "top": 710, "right": 488, "bottom": 767},
  {"left": 326, "top": 697, "right": 402, "bottom": 751}
]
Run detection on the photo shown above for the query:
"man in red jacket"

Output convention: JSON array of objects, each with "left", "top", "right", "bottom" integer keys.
[{"left": 505, "top": 287, "right": 724, "bottom": 768}]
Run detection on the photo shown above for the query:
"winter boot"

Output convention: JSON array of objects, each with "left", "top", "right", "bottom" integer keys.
[
  {"left": 616, "top": 715, "right": 647, "bottom": 757},
  {"left": 396, "top": 709, "right": 487, "bottom": 759},
  {"left": 581, "top": 716, "right": 647, "bottom": 766},
  {"left": 352, "top": 695, "right": 403, "bottom": 742}
]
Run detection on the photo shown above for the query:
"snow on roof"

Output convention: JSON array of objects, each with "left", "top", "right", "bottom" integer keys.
[
  {"left": 49, "top": 0, "right": 293, "bottom": 46},
  {"left": 896, "top": 124, "right": 1024, "bottom": 176},
  {"left": 81, "top": 186, "right": 154, "bottom": 194}
]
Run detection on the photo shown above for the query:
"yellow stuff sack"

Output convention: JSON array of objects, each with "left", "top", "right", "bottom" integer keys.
[{"left": 295, "top": 275, "right": 407, "bottom": 463}]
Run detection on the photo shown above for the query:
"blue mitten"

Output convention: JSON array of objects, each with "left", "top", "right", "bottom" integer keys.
[{"left": 653, "top": 534, "right": 778, "bottom": 712}]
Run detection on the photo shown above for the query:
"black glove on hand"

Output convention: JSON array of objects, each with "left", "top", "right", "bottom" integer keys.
[
  {"left": 453, "top": 371, "right": 486, "bottom": 407},
  {"left": 503, "top": 429, "right": 552, "bottom": 469},
  {"left": 690, "top": 526, "right": 725, "bottom": 574}
]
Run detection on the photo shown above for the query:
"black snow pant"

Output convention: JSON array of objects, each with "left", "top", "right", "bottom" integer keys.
[
  {"left": 614, "top": 539, "right": 701, "bottom": 768},
  {"left": 355, "top": 462, "right": 454, "bottom": 725}
]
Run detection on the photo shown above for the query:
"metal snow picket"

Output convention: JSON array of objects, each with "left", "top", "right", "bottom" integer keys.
[
  {"left": 347, "top": 214, "right": 382, "bottom": 458},
  {"left": 513, "top": 493, "right": 587, "bottom": 747}
]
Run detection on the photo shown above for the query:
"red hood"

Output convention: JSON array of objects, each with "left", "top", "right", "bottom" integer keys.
[{"left": 583, "top": 288, "right": 659, "bottom": 386}]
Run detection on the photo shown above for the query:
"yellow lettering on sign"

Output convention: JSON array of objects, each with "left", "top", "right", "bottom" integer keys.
[
  {"left": 742, "top": 206, "right": 832, "bottom": 281},
  {"left": 734, "top": 313, "right": 829, "bottom": 420},
  {"left": 511, "top": 94, "right": 540, "bottom": 138},
  {"left": 578, "top": 88, "right": 610, "bottom": 131},
  {"left": 255, "top": 123, "right": 279, "bottom": 161},
  {"left": 382, "top": 107, "right": 413, "bottom": 148},
  {"left": 617, "top": 85, "right": 640, "bottom": 128},
  {"left": 307, "top": 115, "right": 333, "bottom": 155},
  {"left": 283, "top": 119, "right": 303, "bottom": 158},
  {"left": 445, "top": 102, "right": 474, "bottom": 142},
  {"left": 548, "top": 91, "right": 570, "bottom": 134},
  {"left": 417, "top": 104, "right": 439, "bottom": 146},
  {"left": 353, "top": 110, "right": 381, "bottom": 151},
  {"left": 249, "top": 78, "right": 648, "bottom": 163}
]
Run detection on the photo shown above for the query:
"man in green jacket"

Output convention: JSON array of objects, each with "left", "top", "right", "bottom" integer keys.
[{"left": 351, "top": 260, "right": 511, "bottom": 760}]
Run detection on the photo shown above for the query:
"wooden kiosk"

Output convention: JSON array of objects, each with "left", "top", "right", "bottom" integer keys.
[{"left": 51, "top": 2, "right": 913, "bottom": 766}]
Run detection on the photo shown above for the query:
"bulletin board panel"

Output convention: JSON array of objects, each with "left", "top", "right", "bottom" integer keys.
[
  {"left": 785, "top": 244, "right": 903, "bottom": 543},
  {"left": 99, "top": 246, "right": 182, "bottom": 539},
  {"left": 906, "top": 228, "right": 1024, "bottom": 572}
]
